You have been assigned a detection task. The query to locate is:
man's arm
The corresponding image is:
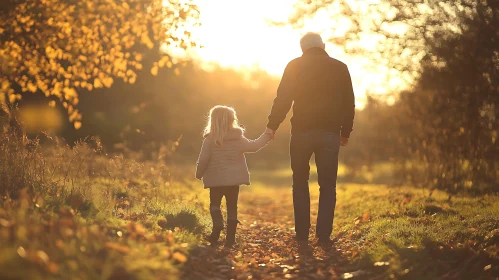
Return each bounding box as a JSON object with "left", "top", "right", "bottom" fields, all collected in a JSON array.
[
  {"left": 340, "top": 65, "right": 355, "bottom": 140},
  {"left": 266, "top": 62, "right": 295, "bottom": 131}
]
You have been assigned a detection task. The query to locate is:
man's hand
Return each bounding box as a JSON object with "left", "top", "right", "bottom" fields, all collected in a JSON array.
[
  {"left": 265, "top": 127, "right": 275, "bottom": 140},
  {"left": 340, "top": 137, "right": 349, "bottom": 146}
]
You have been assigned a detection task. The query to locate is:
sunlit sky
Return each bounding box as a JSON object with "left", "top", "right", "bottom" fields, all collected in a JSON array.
[{"left": 169, "top": 0, "right": 408, "bottom": 108}]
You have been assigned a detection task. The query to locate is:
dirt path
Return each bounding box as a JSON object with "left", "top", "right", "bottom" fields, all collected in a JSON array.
[{"left": 183, "top": 189, "right": 355, "bottom": 280}]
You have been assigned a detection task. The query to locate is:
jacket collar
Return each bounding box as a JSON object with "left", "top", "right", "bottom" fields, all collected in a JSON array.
[
  {"left": 224, "top": 128, "right": 244, "bottom": 140},
  {"left": 302, "top": 47, "right": 329, "bottom": 57}
]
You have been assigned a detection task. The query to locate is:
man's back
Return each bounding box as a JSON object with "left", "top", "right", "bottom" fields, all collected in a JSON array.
[
  {"left": 265, "top": 32, "right": 355, "bottom": 243},
  {"left": 267, "top": 47, "right": 355, "bottom": 138}
]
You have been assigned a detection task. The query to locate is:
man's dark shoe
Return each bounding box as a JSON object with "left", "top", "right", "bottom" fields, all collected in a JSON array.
[
  {"left": 295, "top": 235, "right": 308, "bottom": 241},
  {"left": 317, "top": 237, "right": 334, "bottom": 247},
  {"left": 297, "top": 242, "right": 314, "bottom": 255},
  {"left": 295, "top": 236, "right": 309, "bottom": 244},
  {"left": 206, "top": 226, "right": 223, "bottom": 246}
]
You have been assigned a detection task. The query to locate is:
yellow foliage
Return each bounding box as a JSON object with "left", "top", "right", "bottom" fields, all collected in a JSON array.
[
  {"left": 74, "top": 121, "right": 82, "bottom": 130},
  {"left": 134, "top": 53, "right": 143, "bottom": 62},
  {"left": 94, "top": 79, "right": 103, "bottom": 89},
  {"left": 8, "top": 94, "right": 16, "bottom": 104},
  {"left": 69, "top": 110, "right": 79, "bottom": 122},
  {"left": 102, "top": 77, "right": 114, "bottom": 88},
  {"left": 9, "top": 93, "right": 22, "bottom": 103},
  {"left": 0, "top": 0, "right": 200, "bottom": 125},
  {"left": 63, "top": 87, "right": 77, "bottom": 99},
  {"left": 150, "top": 65, "right": 159, "bottom": 76},
  {"left": 1, "top": 80, "right": 10, "bottom": 90},
  {"left": 27, "top": 82, "right": 37, "bottom": 93}
]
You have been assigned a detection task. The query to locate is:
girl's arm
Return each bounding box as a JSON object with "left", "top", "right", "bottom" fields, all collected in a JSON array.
[
  {"left": 241, "top": 132, "right": 272, "bottom": 153},
  {"left": 195, "top": 137, "right": 212, "bottom": 179}
]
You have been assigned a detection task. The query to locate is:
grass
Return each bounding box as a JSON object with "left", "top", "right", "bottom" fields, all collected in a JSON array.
[
  {"left": 250, "top": 161, "right": 397, "bottom": 186},
  {"left": 330, "top": 184, "right": 498, "bottom": 278},
  {"left": 247, "top": 165, "right": 499, "bottom": 279},
  {"left": 0, "top": 124, "right": 210, "bottom": 280},
  {"left": 0, "top": 122, "right": 497, "bottom": 279}
]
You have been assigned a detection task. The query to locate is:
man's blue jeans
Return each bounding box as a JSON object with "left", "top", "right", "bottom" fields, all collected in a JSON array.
[{"left": 290, "top": 131, "right": 340, "bottom": 239}]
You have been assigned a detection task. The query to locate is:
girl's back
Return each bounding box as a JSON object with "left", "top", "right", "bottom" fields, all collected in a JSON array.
[
  {"left": 197, "top": 127, "right": 270, "bottom": 188},
  {"left": 195, "top": 105, "right": 271, "bottom": 248}
]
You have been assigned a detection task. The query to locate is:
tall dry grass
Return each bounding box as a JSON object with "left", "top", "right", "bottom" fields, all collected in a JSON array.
[
  {"left": 0, "top": 110, "right": 207, "bottom": 227},
  {"left": 0, "top": 111, "right": 208, "bottom": 279}
]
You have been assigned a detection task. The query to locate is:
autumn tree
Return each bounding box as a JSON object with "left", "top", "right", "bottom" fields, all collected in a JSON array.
[
  {"left": 0, "top": 0, "right": 199, "bottom": 129},
  {"left": 396, "top": 1, "right": 498, "bottom": 193}
]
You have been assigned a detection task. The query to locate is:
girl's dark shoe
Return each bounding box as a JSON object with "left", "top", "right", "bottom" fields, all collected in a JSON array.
[
  {"left": 208, "top": 210, "right": 224, "bottom": 246},
  {"left": 206, "top": 226, "right": 223, "bottom": 246},
  {"left": 224, "top": 219, "right": 239, "bottom": 248}
]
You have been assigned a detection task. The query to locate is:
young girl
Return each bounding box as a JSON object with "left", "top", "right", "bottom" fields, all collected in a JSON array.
[{"left": 196, "top": 105, "right": 271, "bottom": 248}]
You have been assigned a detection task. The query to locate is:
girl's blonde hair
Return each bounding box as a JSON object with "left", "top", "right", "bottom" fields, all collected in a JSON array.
[{"left": 203, "top": 105, "right": 244, "bottom": 146}]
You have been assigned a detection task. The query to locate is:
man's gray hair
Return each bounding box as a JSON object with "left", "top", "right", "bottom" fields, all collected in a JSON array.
[{"left": 300, "top": 32, "right": 325, "bottom": 52}]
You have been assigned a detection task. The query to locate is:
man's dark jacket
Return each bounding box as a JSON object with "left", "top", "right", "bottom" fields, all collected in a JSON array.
[{"left": 267, "top": 48, "right": 355, "bottom": 137}]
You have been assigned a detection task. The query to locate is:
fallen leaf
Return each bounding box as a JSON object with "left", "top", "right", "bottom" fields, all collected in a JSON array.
[
  {"left": 105, "top": 242, "right": 130, "bottom": 254},
  {"left": 361, "top": 210, "right": 371, "bottom": 222},
  {"left": 47, "top": 262, "right": 60, "bottom": 274},
  {"left": 157, "top": 218, "right": 167, "bottom": 229},
  {"left": 374, "top": 261, "right": 389, "bottom": 267},
  {"left": 172, "top": 252, "right": 187, "bottom": 263},
  {"left": 36, "top": 251, "right": 50, "bottom": 264},
  {"left": 17, "top": 246, "right": 26, "bottom": 258}
]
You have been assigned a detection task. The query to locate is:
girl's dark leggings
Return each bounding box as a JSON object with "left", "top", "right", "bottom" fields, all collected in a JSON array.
[{"left": 209, "top": 185, "right": 240, "bottom": 227}]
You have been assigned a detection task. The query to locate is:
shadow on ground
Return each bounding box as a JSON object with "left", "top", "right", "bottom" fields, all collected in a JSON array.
[
  {"left": 182, "top": 237, "right": 499, "bottom": 280},
  {"left": 181, "top": 238, "right": 357, "bottom": 280},
  {"left": 387, "top": 239, "right": 499, "bottom": 280}
]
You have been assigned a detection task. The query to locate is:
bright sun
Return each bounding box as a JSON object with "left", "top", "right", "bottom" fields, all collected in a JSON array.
[
  {"left": 170, "top": 0, "right": 301, "bottom": 75},
  {"left": 169, "top": 0, "right": 408, "bottom": 107}
]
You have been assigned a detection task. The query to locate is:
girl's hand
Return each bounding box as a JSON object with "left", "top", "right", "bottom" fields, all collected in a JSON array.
[
  {"left": 265, "top": 128, "right": 275, "bottom": 140},
  {"left": 340, "top": 137, "right": 349, "bottom": 146}
]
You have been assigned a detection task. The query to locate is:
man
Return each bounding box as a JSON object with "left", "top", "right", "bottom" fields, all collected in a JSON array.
[{"left": 265, "top": 32, "right": 355, "bottom": 245}]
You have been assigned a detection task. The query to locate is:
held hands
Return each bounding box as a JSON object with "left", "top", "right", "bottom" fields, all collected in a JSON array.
[
  {"left": 340, "top": 137, "right": 349, "bottom": 146},
  {"left": 264, "top": 127, "right": 275, "bottom": 140}
]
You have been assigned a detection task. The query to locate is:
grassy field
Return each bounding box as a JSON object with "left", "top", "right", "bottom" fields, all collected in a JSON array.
[{"left": 0, "top": 130, "right": 498, "bottom": 279}]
